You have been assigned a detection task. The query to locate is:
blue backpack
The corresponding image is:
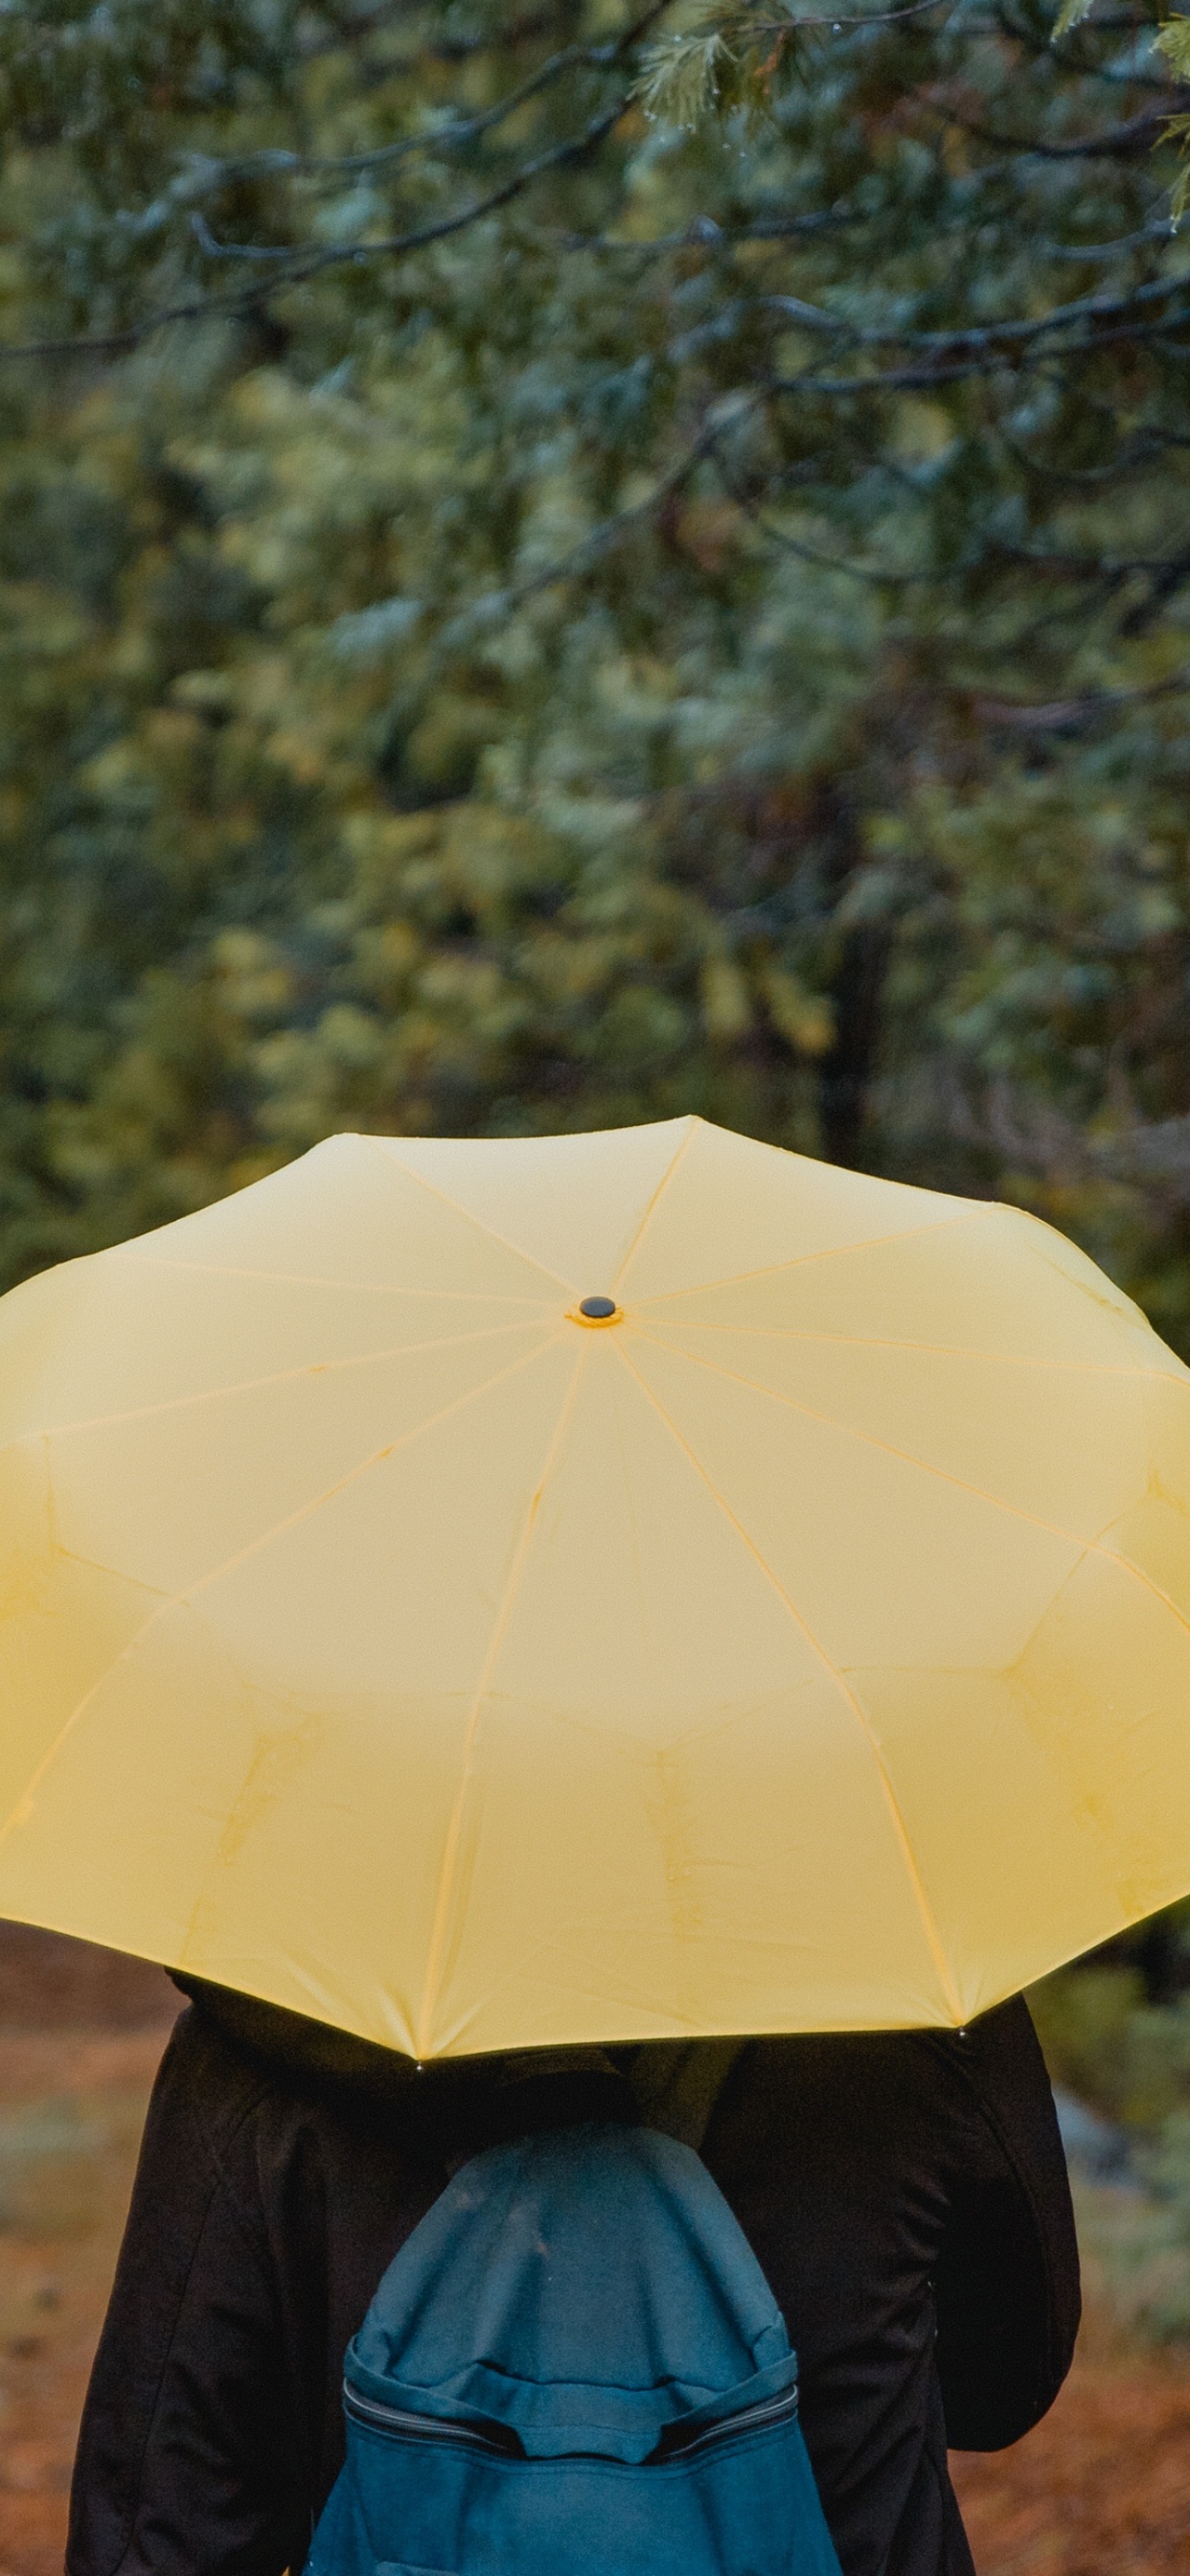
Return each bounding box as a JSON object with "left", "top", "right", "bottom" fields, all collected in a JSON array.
[{"left": 305, "top": 2118, "right": 843, "bottom": 2576}]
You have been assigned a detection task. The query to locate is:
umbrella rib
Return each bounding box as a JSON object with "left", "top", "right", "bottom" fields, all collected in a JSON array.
[
  {"left": 117, "top": 1253, "right": 554, "bottom": 1305},
  {"left": 361, "top": 1135, "right": 579, "bottom": 1295},
  {"left": 0, "top": 1335, "right": 563, "bottom": 1860},
  {"left": 633, "top": 1207, "right": 1000, "bottom": 1304},
  {"left": 414, "top": 1338, "right": 590, "bottom": 2060},
  {"left": 641, "top": 1322, "right": 1182, "bottom": 1378},
  {"left": 0, "top": 1319, "right": 544, "bottom": 1454},
  {"left": 427, "top": 1931, "right": 711, "bottom": 2059},
  {"left": 631, "top": 1331, "right": 1190, "bottom": 1671},
  {"left": 609, "top": 1118, "right": 697, "bottom": 1296},
  {"left": 629, "top": 1331, "right": 1164, "bottom": 1564},
  {"left": 612, "top": 1342, "right": 965, "bottom": 2024}
]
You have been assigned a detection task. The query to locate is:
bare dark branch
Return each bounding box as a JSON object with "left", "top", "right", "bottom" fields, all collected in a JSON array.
[{"left": 0, "top": 96, "right": 633, "bottom": 359}]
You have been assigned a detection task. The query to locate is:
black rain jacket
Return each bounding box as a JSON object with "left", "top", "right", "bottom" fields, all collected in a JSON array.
[{"left": 67, "top": 1984, "right": 1079, "bottom": 2576}]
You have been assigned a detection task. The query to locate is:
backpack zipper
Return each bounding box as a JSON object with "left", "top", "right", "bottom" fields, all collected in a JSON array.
[
  {"left": 344, "top": 2379, "right": 799, "bottom": 2464},
  {"left": 344, "top": 2387, "right": 524, "bottom": 2458},
  {"left": 652, "top": 2381, "right": 800, "bottom": 2461}
]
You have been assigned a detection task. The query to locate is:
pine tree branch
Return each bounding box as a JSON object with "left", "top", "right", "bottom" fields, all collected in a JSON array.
[
  {"left": 1041, "top": 219, "right": 1177, "bottom": 255},
  {"left": 972, "top": 670, "right": 1190, "bottom": 727},
  {"left": 162, "top": 0, "right": 672, "bottom": 202},
  {"left": 714, "top": 0, "right": 950, "bottom": 26},
  {"left": 949, "top": 100, "right": 1173, "bottom": 155},
  {"left": 762, "top": 270, "right": 1190, "bottom": 380},
  {"left": 1003, "top": 426, "right": 1190, "bottom": 486},
  {"left": 774, "top": 318, "right": 1190, "bottom": 386},
  {"left": 1000, "top": 539, "right": 1190, "bottom": 580},
  {"left": 381, "top": 407, "right": 741, "bottom": 639},
  {"left": 545, "top": 211, "right": 862, "bottom": 251},
  {"left": 0, "top": 96, "right": 634, "bottom": 360},
  {"left": 295, "top": 3, "right": 563, "bottom": 68}
]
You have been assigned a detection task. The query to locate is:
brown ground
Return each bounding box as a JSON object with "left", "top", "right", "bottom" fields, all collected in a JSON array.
[
  {"left": 0, "top": 1927, "right": 175, "bottom": 2576},
  {"left": 1, "top": 1927, "right": 1189, "bottom": 2575},
  {"left": 952, "top": 2365, "right": 1190, "bottom": 2574}
]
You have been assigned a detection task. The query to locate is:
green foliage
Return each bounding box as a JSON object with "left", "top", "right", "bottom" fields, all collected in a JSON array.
[
  {"left": 1156, "top": 14, "right": 1190, "bottom": 216},
  {"left": 0, "top": 0, "right": 1188, "bottom": 1369},
  {"left": 636, "top": 4, "right": 800, "bottom": 126},
  {"left": 1032, "top": 1959, "right": 1190, "bottom": 2129},
  {"left": 1031, "top": 1937, "right": 1190, "bottom": 2344}
]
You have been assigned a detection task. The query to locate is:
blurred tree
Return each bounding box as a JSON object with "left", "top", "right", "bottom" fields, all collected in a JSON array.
[{"left": 2, "top": 0, "right": 1190, "bottom": 1346}]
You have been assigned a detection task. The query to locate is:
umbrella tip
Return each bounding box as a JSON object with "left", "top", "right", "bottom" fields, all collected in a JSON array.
[{"left": 575, "top": 1295, "right": 622, "bottom": 1326}]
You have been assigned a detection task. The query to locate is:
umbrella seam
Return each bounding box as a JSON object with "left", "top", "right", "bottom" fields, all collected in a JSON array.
[
  {"left": 638, "top": 1323, "right": 1181, "bottom": 1376},
  {"left": 0, "top": 1319, "right": 546, "bottom": 1453},
  {"left": 608, "top": 1118, "right": 697, "bottom": 1297},
  {"left": 611, "top": 1340, "right": 966, "bottom": 2025},
  {"left": 111, "top": 1253, "right": 555, "bottom": 1304},
  {"left": 414, "top": 1336, "right": 591, "bottom": 2060},
  {"left": 0, "top": 1335, "right": 563, "bottom": 1861},
  {"left": 426, "top": 1940, "right": 713, "bottom": 2058},
  {"left": 360, "top": 1134, "right": 581, "bottom": 1295},
  {"left": 631, "top": 1206, "right": 1003, "bottom": 1305},
  {"left": 629, "top": 1332, "right": 1190, "bottom": 1616}
]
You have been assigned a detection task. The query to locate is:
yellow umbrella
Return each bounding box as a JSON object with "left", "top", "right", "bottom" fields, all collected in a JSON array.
[{"left": 0, "top": 1114, "right": 1187, "bottom": 2057}]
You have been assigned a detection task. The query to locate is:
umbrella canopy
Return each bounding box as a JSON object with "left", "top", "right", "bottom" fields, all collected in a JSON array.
[{"left": 0, "top": 1116, "right": 1187, "bottom": 2056}]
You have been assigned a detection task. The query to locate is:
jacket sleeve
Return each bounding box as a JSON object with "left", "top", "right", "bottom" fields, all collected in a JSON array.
[
  {"left": 67, "top": 2011, "right": 308, "bottom": 2576},
  {"left": 932, "top": 1997, "right": 1081, "bottom": 2451}
]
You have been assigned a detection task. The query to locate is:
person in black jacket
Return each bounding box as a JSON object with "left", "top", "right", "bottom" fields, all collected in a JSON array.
[{"left": 67, "top": 1980, "right": 1079, "bottom": 2576}]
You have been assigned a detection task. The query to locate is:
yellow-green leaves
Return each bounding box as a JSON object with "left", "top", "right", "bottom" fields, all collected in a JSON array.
[
  {"left": 1051, "top": 0, "right": 1098, "bottom": 41},
  {"left": 1156, "top": 16, "right": 1190, "bottom": 218},
  {"left": 635, "top": 2, "right": 802, "bottom": 130},
  {"left": 1, "top": 0, "right": 1190, "bottom": 1352}
]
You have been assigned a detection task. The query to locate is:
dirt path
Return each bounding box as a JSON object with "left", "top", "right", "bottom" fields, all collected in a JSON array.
[
  {"left": 0, "top": 2029, "right": 172, "bottom": 2576},
  {"left": 0, "top": 1926, "right": 175, "bottom": 2576},
  {"left": 952, "top": 2361, "right": 1190, "bottom": 2575}
]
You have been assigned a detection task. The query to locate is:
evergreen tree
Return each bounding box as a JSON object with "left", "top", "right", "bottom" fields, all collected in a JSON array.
[{"left": 2, "top": 0, "right": 1190, "bottom": 1343}]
